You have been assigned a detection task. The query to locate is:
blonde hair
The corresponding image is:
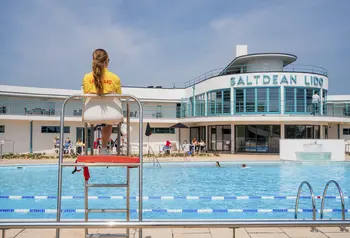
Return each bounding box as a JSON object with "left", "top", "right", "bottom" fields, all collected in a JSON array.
[{"left": 92, "top": 49, "right": 109, "bottom": 95}]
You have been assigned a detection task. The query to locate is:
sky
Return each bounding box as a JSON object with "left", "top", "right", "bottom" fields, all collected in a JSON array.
[{"left": 0, "top": 0, "right": 349, "bottom": 94}]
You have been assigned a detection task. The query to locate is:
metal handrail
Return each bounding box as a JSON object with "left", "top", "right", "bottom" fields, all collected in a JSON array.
[
  {"left": 1, "top": 220, "right": 350, "bottom": 238},
  {"left": 320, "top": 180, "right": 348, "bottom": 232},
  {"left": 294, "top": 181, "right": 316, "bottom": 220},
  {"left": 1, "top": 220, "right": 350, "bottom": 229},
  {"left": 55, "top": 94, "right": 144, "bottom": 238}
]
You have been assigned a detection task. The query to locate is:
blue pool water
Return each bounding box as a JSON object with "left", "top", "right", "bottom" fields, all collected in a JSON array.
[{"left": 0, "top": 161, "right": 349, "bottom": 220}]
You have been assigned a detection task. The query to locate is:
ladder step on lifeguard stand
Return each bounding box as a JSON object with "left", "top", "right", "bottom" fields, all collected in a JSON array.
[{"left": 55, "top": 94, "right": 143, "bottom": 238}]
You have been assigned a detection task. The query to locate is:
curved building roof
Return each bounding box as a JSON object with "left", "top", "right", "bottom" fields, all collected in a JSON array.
[{"left": 219, "top": 53, "right": 297, "bottom": 76}]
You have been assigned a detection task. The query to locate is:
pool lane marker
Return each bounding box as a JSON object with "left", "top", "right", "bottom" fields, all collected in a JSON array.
[
  {"left": 0, "top": 195, "right": 349, "bottom": 200},
  {"left": 0, "top": 208, "right": 348, "bottom": 214}
]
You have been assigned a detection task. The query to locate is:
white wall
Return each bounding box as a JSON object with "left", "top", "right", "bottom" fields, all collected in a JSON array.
[
  {"left": 280, "top": 139, "right": 345, "bottom": 161},
  {"left": 328, "top": 123, "right": 338, "bottom": 139},
  {"left": 247, "top": 58, "right": 283, "bottom": 72},
  {"left": 0, "top": 120, "right": 30, "bottom": 154},
  {"left": 187, "top": 72, "right": 329, "bottom": 97},
  {"left": 32, "top": 121, "right": 81, "bottom": 153}
]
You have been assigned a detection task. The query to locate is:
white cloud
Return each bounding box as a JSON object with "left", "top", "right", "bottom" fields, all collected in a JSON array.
[{"left": 1, "top": 0, "right": 349, "bottom": 94}]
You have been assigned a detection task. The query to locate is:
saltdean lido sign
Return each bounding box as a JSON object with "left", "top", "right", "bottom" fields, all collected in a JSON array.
[{"left": 230, "top": 74, "right": 324, "bottom": 87}]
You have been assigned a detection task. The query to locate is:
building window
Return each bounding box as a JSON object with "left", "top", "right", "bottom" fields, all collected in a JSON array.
[
  {"left": 207, "top": 89, "right": 231, "bottom": 116},
  {"left": 343, "top": 128, "right": 350, "bottom": 135},
  {"left": 285, "top": 87, "right": 295, "bottom": 113},
  {"left": 285, "top": 87, "right": 323, "bottom": 114},
  {"left": 235, "top": 125, "right": 280, "bottom": 153},
  {"left": 41, "top": 126, "right": 70, "bottom": 133},
  {"left": 285, "top": 125, "right": 320, "bottom": 139},
  {"left": 235, "top": 89, "right": 244, "bottom": 113},
  {"left": 195, "top": 94, "right": 205, "bottom": 116},
  {"left": 151, "top": 128, "right": 175, "bottom": 134},
  {"left": 269, "top": 88, "right": 279, "bottom": 112},
  {"left": 0, "top": 125, "right": 4, "bottom": 133},
  {"left": 234, "top": 87, "right": 280, "bottom": 113},
  {"left": 245, "top": 88, "right": 255, "bottom": 112},
  {"left": 176, "top": 103, "right": 181, "bottom": 118}
]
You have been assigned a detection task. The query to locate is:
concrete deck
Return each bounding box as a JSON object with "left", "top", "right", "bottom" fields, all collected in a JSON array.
[{"left": 1, "top": 227, "right": 350, "bottom": 238}]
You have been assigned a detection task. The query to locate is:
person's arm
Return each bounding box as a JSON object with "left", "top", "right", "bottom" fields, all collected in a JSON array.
[{"left": 113, "top": 76, "right": 122, "bottom": 94}]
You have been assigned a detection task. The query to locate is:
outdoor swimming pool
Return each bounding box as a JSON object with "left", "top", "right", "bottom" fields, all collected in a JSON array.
[{"left": 0, "top": 161, "right": 349, "bottom": 220}]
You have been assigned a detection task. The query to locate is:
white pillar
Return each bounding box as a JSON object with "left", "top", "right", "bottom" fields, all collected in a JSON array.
[
  {"left": 320, "top": 88, "right": 323, "bottom": 115},
  {"left": 231, "top": 124, "right": 235, "bottom": 154},
  {"left": 205, "top": 92, "right": 208, "bottom": 116},
  {"left": 280, "top": 123, "right": 285, "bottom": 139},
  {"left": 280, "top": 86, "right": 285, "bottom": 115},
  {"left": 230, "top": 87, "right": 234, "bottom": 115},
  {"left": 320, "top": 124, "right": 324, "bottom": 139}
]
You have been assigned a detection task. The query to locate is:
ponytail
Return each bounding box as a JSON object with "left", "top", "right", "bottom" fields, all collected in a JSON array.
[{"left": 91, "top": 49, "right": 109, "bottom": 95}]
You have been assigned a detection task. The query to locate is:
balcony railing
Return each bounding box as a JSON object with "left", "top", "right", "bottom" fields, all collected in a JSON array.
[
  {"left": 0, "top": 100, "right": 176, "bottom": 119},
  {"left": 184, "top": 64, "right": 327, "bottom": 88},
  {"left": 1, "top": 99, "right": 350, "bottom": 119}
]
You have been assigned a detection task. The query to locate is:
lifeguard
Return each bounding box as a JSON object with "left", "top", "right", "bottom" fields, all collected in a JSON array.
[{"left": 82, "top": 48, "right": 123, "bottom": 155}]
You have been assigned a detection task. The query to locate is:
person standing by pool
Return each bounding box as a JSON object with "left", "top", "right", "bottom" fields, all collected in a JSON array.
[{"left": 82, "top": 49, "right": 122, "bottom": 155}]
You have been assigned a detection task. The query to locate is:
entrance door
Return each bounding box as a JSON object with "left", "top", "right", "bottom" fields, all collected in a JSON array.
[
  {"left": 208, "top": 125, "right": 231, "bottom": 151},
  {"left": 76, "top": 127, "right": 92, "bottom": 150}
]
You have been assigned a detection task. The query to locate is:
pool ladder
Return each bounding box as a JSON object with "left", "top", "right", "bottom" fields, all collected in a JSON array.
[{"left": 294, "top": 180, "right": 348, "bottom": 232}]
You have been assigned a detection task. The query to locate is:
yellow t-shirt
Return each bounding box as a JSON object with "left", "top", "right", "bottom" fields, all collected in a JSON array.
[{"left": 82, "top": 68, "right": 122, "bottom": 94}]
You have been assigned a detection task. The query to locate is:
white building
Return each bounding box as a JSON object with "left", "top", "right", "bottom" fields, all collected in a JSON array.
[{"left": 1, "top": 45, "right": 350, "bottom": 155}]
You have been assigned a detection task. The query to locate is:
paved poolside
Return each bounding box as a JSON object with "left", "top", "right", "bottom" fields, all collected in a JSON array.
[
  {"left": 1, "top": 227, "right": 350, "bottom": 238},
  {"left": 4, "top": 153, "right": 350, "bottom": 165}
]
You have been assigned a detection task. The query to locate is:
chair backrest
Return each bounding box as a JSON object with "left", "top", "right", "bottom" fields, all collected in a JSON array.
[
  {"left": 171, "top": 142, "right": 177, "bottom": 151},
  {"left": 83, "top": 96, "right": 123, "bottom": 125}
]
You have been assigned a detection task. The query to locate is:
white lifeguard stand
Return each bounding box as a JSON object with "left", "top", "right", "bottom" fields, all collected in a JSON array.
[{"left": 55, "top": 94, "right": 144, "bottom": 238}]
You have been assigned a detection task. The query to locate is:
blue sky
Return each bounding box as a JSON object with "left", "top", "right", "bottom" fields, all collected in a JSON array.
[{"left": 0, "top": 0, "right": 349, "bottom": 94}]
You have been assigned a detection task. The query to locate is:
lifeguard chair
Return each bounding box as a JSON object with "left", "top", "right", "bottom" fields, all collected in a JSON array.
[{"left": 55, "top": 94, "right": 144, "bottom": 238}]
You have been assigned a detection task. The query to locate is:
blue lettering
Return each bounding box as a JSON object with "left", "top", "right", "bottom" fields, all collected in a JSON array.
[
  {"left": 246, "top": 76, "right": 252, "bottom": 85},
  {"left": 314, "top": 76, "right": 319, "bottom": 86},
  {"left": 237, "top": 76, "right": 245, "bottom": 86},
  {"left": 263, "top": 75, "right": 270, "bottom": 85},
  {"left": 319, "top": 77, "right": 323, "bottom": 86},
  {"left": 254, "top": 75, "right": 260, "bottom": 84},
  {"left": 280, "top": 75, "right": 288, "bottom": 84},
  {"left": 230, "top": 77, "right": 235, "bottom": 86},
  {"left": 290, "top": 75, "right": 297, "bottom": 85},
  {"left": 273, "top": 75, "right": 278, "bottom": 85},
  {"left": 304, "top": 75, "right": 310, "bottom": 85}
]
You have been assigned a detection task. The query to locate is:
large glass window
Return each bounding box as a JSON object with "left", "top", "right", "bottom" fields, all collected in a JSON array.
[
  {"left": 234, "top": 87, "right": 280, "bottom": 113},
  {"left": 296, "top": 88, "right": 305, "bottom": 112},
  {"left": 206, "top": 89, "right": 231, "bottom": 116},
  {"left": 269, "top": 88, "right": 279, "bottom": 112},
  {"left": 235, "top": 89, "right": 244, "bottom": 113},
  {"left": 245, "top": 88, "right": 255, "bottom": 112},
  {"left": 195, "top": 94, "right": 205, "bottom": 116},
  {"left": 285, "top": 87, "right": 295, "bottom": 113},
  {"left": 257, "top": 88, "right": 267, "bottom": 112},
  {"left": 285, "top": 87, "right": 322, "bottom": 114},
  {"left": 285, "top": 125, "right": 320, "bottom": 139},
  {"left": 235, "top": 125, "right": 280, "bottom": 153},
  {"left": 223, "top": 90, "right": 231, "bottom": 114}
]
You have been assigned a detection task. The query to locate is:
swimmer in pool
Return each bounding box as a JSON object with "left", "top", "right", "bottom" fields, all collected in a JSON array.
[
  {"left": 242, "top": 164, "right": 247, "bottom": 168},
  {"left": 216, "top": 161, "right": 221, "bottom": 167}
]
